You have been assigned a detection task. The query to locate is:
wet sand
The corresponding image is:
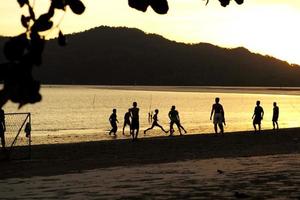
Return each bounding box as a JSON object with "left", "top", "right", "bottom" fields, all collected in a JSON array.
[{"left": 0, "top": 128, "right": 300, "bottom": 180}]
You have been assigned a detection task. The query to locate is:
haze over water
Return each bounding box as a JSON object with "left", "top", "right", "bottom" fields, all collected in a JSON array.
[{"left": 3, "top": 86, "right": 300, "bottom": 141}]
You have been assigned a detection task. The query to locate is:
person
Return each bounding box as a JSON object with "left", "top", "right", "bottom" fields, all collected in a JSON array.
[
  {"left": 0, "top": 108, "right": 6, "bottom": 151},
  {"left": 144, "top": 109, "right": 168, "bottom": 134},
  {"left": 272, "top": 102, "right": 279, "bottom": 130},
  {"left": 210, "top": 97, "right": 225, "bottom": 134},
  {"left": 252, "top": 100, "right": 264, "bottom": 132},
  {"left": 129, "top": 102, "right": 139, "bottom": 140},
  {"left": 122, "top": 109, "right": 131, "bottom": 135},
  {"left": 108, "top": 109, "right": 119, "bottom": 136},
  {"left": 168, "top": 105, "right": 187, "bottom": 136}
]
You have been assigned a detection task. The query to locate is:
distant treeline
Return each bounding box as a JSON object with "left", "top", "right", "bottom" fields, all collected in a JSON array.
[{"left": 1, "top": 26, "right": 300, "bottom": 86}]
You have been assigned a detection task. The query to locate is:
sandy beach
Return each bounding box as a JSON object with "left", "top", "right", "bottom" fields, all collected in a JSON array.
[
  {"left": 1, "top": 128, "right": 300, "bottom": 199},
  {"left": 0, "top": 128, "right": 300, "bottom": 199}
]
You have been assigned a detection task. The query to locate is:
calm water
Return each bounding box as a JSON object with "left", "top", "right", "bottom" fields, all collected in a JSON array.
[{"left": 3, "top": 86, "right": 300, "bottom": 140}]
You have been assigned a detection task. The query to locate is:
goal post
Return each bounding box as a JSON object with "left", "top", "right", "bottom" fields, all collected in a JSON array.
[{"left": 1, "top": 112, "right": 31, "bottom": 160}]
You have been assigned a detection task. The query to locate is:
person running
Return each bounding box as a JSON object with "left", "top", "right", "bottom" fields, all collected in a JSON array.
[
  {"left": 144, "top": 109, "right": 168, "bottom": 134},
  {"left": 210, "top": 97, "right": 225, "bottom": 134},
  {"left": 272, "top": 102, "right": 279, "bottom": 130},
  {"left": 252, "top": 100, "right": 264, "bottom": 132},
  {"left": 168, "top": 105, "right": 187, "bottom": 136},
  {"left": 0, "top": 108, "right": 6, "bottom": 150},
  {"left": 129, "top": 102, "right": 139, "bottom": 140},
  {"left": 108, "top": 109, "right": 118, "bottom": 136},
  {"left": 122, "top": 109, "right": 131, "bottom": 135}
]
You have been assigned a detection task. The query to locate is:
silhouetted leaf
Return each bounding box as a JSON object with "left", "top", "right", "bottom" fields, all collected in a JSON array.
[
  {"left": 28, "top": 6, "right": 35, "bottom": 20},
  {"left": 21, "top": 15, "right": 31, "bottom": 28},
  {"left": 51, "top": 0, "right": 67, "bottom": 10},
  {"left": 58, "top": 30, "right": 67, "bottom": 46},
  {"left": 149, "top": 0, "right": 169, "bottom": 14},
  {"left": 234, "top": 0, "right": 243, "bottom": 5},
  {"left": 17, "top": 0, "right": 29, "bottom": 7},
  {"left": 128, "top": 0, "right": 149, "bottom": 12},
  {"left": 32, "top": 14, "right": 53, "bottom": 32},
  {"left": 47, "top": 5, "right": 55, "bottom": 18},
  {"left": 3, "top": 33, "right": 29, "bottom": 61},
  {"left": 67, "top": 0, "right": 85, "bottom": 15},
  {"left": 219, "top": 0, "right": 230, "bottom": 7}
]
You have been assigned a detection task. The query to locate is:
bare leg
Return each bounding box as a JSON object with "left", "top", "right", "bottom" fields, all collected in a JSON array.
[
  {"left": 157, "top": 124, "right": 167, "bottom": 133},
  {"left": 214, "top": 124, "right": 218, "bottom": 133},
  {"left": 258, "top": 124, "right": 261, "bottom": 132},
  {"left": 276, "top": 122, "right": 279, "bottom": 129},
  {"left": 144, "top": 124, "right": 155, "bottom": 134},
  {"left": 253, "top": 123, "right": 257, "bottom": 131},
  {"left": 218, "top": 123, "right": 224, "bottom": 134}
]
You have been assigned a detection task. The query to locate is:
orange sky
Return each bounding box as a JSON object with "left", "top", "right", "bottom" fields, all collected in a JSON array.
[{"left": 1, "top": 0, "right": 300, "bottom": 65}]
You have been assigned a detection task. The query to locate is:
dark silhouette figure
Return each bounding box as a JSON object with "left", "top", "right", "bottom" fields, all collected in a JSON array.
[
  {"left": 144, "top": 109, "right": 167, "bottom": 134},
  {"left": 122, "top": 109, "right": 131, "bottom": 135},
  {"left": 109, "top": 109, "right": 118, "bottom": 136},
  {"left": 0, "top": 108, "right": 6, "bottom": 150},
  {"left": 129, "top": 102, "right": 139, "bottom": 140},
  {"left": 148, "top": 111, "right": 153, "bottom": 124},
  {"left": 168, "top": 105, "right": 187, "bottom": 136},
  {"left": 210, "top": 97, "right": 225, "bottom": 134},
  {"left": 272, "top": 102, "right": 279, "bottom": 130},
  {"left": 252, "top": 100, "right": 264, "bottom": 132}
]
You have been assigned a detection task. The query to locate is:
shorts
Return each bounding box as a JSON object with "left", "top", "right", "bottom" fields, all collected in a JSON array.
[
  {"left": 170, "top": 120, "right": 180, "bottom": 128},
  {"left": 253, "top": 116, "right": 262, "bottom": 124},
  {"left": 110, "top": 122, "right": 117, "bottom": 132},
  {"left": 272, "top": 115, "right": 278, "bottom": 122},
  {"left": 213, "top": 113, "right": 223, "bottom": 125},
  {"left": 131, "top": 119, "right": 139, "bottom": 130},
  {"left": 124, "top": 120, "right": 130, "bottom": 126}
]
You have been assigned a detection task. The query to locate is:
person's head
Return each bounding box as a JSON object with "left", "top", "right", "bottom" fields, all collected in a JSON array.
[
  {"left": 256, "top": 100, "right": 260, "bottom": 106},
  {"left": 155, "top": 109, "right": 159, "bottom": 114},
  {"left": 273, "top": 102, "right": 277, "bottom": 107},
  {"left": 171, "top": 105, "right": 176, "bottom": 110},
  {"left": 133, "top": 102, "right": 137, "bottom": 108},
  {"left": 215, "top": 97, "right": 220, "bottom": 103},
  {"left": 112, "top": 109, "right": 116, "bottom": 113}
]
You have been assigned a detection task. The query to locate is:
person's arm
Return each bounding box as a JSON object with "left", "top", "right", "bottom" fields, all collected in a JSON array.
[
  {"left": 261, "top": 108, "right": 264, "bottom": 119},
  {"left": 210, "top": 105, "right": 214, "bottom": 120},
  {"left": 222, "top": 107, "right": 226, "bottom": 125}
]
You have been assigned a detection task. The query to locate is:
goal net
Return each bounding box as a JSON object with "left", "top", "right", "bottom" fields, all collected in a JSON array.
[{"left": 1, "top": 112, "right": 31, "bottom": 160}]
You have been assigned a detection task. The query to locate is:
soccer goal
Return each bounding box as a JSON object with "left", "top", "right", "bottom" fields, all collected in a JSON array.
[{"left": 1, "top": 112, "right": 31, "bottom": 160}]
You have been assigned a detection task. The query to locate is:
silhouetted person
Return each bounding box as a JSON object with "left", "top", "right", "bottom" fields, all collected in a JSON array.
[
  {"left": 210, "top": 97, "right": 225, "bottom": 134},
  {"left": 109, "top": 109, "right": 118, "bottom": 136},
  {"left": 129, "top": 102, "right": 139, "bottom": 140},
  {"left": 0, "top": 108, "right": 6, "bottom": 151},
  {"left": 168, "top": 105, "right": 187, "bottom": 136},
  {"left": 148, "top": 111, "right": 153, "bottom": 124},
  {"left": 122, "top": 109, "right": 131, "bottom": 135},
  {"left": 272, "top": 102, "right": 279, "bottom": 130},
  {"left": 144, "top": 109, "right": 167, "bottom": 134},
  {"left": 252, "top": 100, "right": 264, "bottom": 132}
]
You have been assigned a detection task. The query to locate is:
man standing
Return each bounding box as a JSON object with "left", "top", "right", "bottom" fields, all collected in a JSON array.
[
  {"left": 272, "top": 102, "right": 279, "bottom": 130},
  {"left": 0, "top": 108, "right": 6, "bottom": 150},
  {"left": 129, "top": 102, "right": 139, "bottom": 140},
  {"left": 210, "top": 97, "right": 225, "bottom": 134},
  {"left": 252, "top": 100, "right": 264, "bottom": 132}
]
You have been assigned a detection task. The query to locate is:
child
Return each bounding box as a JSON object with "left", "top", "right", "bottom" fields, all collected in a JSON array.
[
  {"left": 144, "top": 109, "right": 167, "bottom": 134},
  {"left": 109, "top": 109, "right": 119, "bottom": 136}
]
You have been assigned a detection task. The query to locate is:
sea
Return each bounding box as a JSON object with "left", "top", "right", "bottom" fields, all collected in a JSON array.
[{"left": 2, "top": 85, "right": 300, "bottom": 140}]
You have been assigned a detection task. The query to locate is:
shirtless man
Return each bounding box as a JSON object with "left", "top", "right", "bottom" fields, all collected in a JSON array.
[
  {"left": 144, "top": 109, "right": 167, "bottom": 134},
  {"left": 210, "top": 97, "right": 225, "bottom": 134},
  {"left": 129, "top": 102, "right": 139, "bottom": 140}
]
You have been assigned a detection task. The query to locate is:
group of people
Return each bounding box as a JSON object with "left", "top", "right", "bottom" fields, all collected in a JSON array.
[
  {"left": 108, "top": 98, "right": 280, "bottom": 140},
  {"left": 108, "top": 102, "right": 187, "bottom": 140}
]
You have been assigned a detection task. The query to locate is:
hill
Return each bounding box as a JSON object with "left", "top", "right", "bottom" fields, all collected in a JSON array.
[{"left": 1, "top": 26, "right": 300, "bottom": 86}]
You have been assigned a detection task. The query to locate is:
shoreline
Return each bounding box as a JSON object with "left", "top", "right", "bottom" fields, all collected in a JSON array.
[
  {"left": 1, "top": 127, "right": 300, "bottom": 179},
  {"left": 41, "top": 85, "right": 300, "bottom": 96}
]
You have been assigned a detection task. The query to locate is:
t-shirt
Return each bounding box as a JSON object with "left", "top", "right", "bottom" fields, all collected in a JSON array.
[
  {"left": 169, "top": 110, "right": 179, "bottom": 122},
  {"left": 130, "top": 107, "right": 139, "bottom": 120},
  {"left": 254, "top": 106, "right": 264, "bottom": 117},
  {"left": 213, "top": 103, "right": 223, "bottom": 114},
  {"left": 109, "top": 113, "right": 117, "bottom": 123}
]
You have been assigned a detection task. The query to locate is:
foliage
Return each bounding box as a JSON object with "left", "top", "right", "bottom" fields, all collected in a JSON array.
[{"left": 0, "top": 0, "right": 244, "bottom": 108}]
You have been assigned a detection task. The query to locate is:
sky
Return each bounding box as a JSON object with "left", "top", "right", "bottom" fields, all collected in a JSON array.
[{"left": 0, "top": 0, "right": 300, "bottom": 65}]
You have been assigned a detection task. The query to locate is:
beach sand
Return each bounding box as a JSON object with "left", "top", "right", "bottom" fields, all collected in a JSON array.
[{"left": 1, "top": 128, "right": 300, "bottom": 199}]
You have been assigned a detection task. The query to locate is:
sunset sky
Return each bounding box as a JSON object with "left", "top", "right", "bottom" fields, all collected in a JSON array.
[{"left": 0, "top": 0, "right": 300, "bottom": 65}]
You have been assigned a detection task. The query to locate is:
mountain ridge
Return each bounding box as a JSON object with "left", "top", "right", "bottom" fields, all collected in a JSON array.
[{"left": 1, "top": 26, "right": 300, "bottom": 86}]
